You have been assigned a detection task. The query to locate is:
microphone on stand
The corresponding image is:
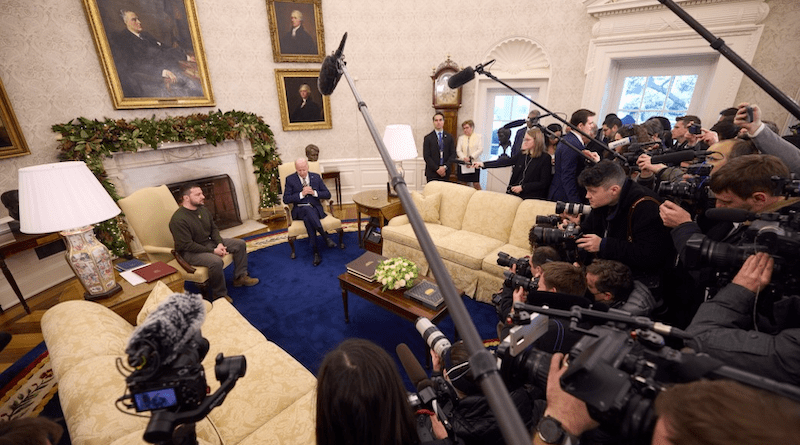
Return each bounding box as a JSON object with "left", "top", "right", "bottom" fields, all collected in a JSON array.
[
  {"left": 446, "top": 59, "right": 496, "bottom": 89},
  {"left": 396, "top": 343, "right": 433, "bottom": 391},
  {"left": 318, "top": 33, "right": 348, "bottom": 96}
]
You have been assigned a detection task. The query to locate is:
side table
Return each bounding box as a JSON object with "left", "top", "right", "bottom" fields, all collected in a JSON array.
[
  {"left": 0, "top": 231, "right": 62, "bottom": 314},
  {"left": 352, "top": 190, "right": 405, "bottom": 253},
  {"left": 321, "top": 171, "right": 342, "bottom": 209}
]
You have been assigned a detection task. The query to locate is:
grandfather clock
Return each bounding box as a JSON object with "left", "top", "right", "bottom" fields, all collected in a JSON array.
[{"left": 431, "top": 57, "right": 462, "bottom": 182}]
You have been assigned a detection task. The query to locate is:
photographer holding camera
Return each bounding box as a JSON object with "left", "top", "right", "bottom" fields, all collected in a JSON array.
[
  {"left": 685, "top": 252, "right": 800, "bottom": 386},
  {"left": 735, "top": 103, "right": 800, "bottom": 174},
  {"left": 533, "top": 352, "right": 800, "bottom": 445},
  {"left": 572, "top": 160, "right": 674, "bottom": 284}
]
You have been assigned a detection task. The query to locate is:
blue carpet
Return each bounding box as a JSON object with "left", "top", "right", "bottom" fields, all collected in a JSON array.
[{"left": 227, "top": 231, "right": 499, "bottom": 391}]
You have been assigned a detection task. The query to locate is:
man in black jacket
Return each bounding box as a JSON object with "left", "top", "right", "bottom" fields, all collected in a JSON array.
[
  {"left": 423, "top": 112, "right": 456, "bottom": 182},
  {"left": 575, "top": 160, "right": 674, "bottom": 282}
]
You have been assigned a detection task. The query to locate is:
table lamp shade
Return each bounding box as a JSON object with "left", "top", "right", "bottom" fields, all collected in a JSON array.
[
  {"left": 383, "top": 125, "right": 418, "bottom": 161},
  {"left": 18, "top": 161, "right": 121, "bottom": 234},
  {"left": 18, "top": 161, "right": 122, "bottom": 300}
]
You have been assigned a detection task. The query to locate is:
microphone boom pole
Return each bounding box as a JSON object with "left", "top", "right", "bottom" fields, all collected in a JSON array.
[{"left": 331, "top": 42, "right": 532, "bottom": 445}]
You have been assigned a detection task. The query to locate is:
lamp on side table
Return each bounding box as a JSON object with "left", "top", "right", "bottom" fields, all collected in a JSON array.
[
  {"left": 383, "top": 124, "right": 418, "bottom": 197},
  {"left": 18, "top": 161, "right": 123, "bottom": 300}
]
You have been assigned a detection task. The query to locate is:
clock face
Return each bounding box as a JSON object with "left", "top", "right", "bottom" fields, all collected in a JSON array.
[{"left": 435, "top": 74, "right": 459, "bottom": 106}]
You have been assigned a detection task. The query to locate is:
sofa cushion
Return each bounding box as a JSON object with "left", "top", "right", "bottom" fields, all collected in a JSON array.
[
  {"left": 461, "top": 191, "right": 521, "bottom": 243},
  {"left": 507, "top": 199, "right": 557, "bottom": 250},
  {"left": 382, "top": 222, "right": 457, "bottom": 250},
  {"left": 411, "top": 191, "right": 442, "bottom": 224},
  {"left": 137, "top": 280, "right": 212, "bottom": 325},
  {"left": 437, "top": 230, "right": 505, "bottom": 270},
  {"left": 238, "top": 390, "right": 316, "bottom": 445},
  {"left": 423, "top": 182, "right": 476, "bottom": 229}
]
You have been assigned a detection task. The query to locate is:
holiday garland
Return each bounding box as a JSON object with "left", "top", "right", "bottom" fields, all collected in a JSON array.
[{"left": 51, "top": 110, "right": 281, "bottom": 257}]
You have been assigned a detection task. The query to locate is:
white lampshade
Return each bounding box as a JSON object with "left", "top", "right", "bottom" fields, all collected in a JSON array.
[
  {"left": 383, "top": 124, "right": 418, "bottom": 162},
  {"left": 18, "top": 161, "right": 121, "bottom": 234}
]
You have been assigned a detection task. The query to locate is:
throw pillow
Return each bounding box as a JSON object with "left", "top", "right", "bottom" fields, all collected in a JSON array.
[{"left": 411, "top": 191, "right": 442, "bottom": 224}]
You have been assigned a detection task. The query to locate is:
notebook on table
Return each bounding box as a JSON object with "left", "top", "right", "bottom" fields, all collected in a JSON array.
[
  {"left": 404, "top": 281, "right": 445, "bottom": 310},
  {"left": 346, "top": 251, "right": 387, "bottom": 282},
  {"left": 132, "top": 261, "right": 178, "bottom": 283}
]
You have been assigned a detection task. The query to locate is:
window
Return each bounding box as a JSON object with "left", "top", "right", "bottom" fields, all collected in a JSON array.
[
  {"left": 603, "top": 55, "right": 716, "bottom": 127},
  {"left": 616, "top": 74, "right": 698, "bottom": 124},
  {"left": 487, "top": 90, "right": 536, "bottom": 157}
]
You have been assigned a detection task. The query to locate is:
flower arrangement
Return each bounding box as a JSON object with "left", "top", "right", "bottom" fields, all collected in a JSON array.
[{"left": 375, "top": 257, "right": 419, "bottom": 291}]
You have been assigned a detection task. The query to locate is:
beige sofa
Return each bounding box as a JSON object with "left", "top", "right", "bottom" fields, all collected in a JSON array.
[
  {"left": 41, "top": 282, "right": 317, "bottom": 445},
  {"left": 383, "top": 181, "right": 556, "bottom": 303}
]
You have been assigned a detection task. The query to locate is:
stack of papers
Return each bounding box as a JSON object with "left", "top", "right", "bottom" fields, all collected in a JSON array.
[{"left": 346, "top": 251, "right": 387, "bottom": 282}]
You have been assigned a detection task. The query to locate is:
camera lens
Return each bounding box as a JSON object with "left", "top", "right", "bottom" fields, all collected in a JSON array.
[{"left": 415, "top": 317, "right": 451, "bottom": 357}]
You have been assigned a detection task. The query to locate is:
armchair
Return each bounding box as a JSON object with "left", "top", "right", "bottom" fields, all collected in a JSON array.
[
  {"left": 278, "top": 162, "right": 344, "bottom": 259},
  {"left": 117, "top": 185, "right": 233, "bottom": 298}
]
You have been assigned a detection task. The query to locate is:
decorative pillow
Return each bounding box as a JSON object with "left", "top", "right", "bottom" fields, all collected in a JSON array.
[
  {"left": 411, "top": 191, "right": 442, "bottom": 224},
  {"left": 136, "top": 281, "right": 212, "bottom": 325}
]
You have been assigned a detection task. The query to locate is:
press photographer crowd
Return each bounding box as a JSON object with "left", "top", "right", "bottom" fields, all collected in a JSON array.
[{"left": 313, "top": 101, "right": 800, "bottom": 445}]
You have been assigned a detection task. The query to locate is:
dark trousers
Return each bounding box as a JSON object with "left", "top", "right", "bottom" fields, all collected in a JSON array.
[
  {"left": 180, "top": 238, "right": 247, "bottom": 298},
  {"left": 294, "top": 205, "right": 327, "bottom": 251}
]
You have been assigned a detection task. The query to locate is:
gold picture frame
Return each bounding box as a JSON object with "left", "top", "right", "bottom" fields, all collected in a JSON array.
[
  {"left": 267, "top": 0, "right": 325, "bottom": 63},
  {"left": 275, "top": 69, "right": 332, "bottom": 131},
  {"left": 0, "top": 76, "right": 30, "bottom": 159},
  {"left": 81, "top": 0, "right": 214, "bottom": 109}
]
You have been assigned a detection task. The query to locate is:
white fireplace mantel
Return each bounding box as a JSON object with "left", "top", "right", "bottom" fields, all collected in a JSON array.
[{"left": 103, "top": 138, "right": 262, "bottom": 222}]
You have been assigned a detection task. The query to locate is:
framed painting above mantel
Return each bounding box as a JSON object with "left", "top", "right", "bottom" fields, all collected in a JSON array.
[
  {"left": 81, "top": 0, "right": 215, "bottom": 109},
  {"left": 0, "top": 75, "right": 30, "bottom": 159}
]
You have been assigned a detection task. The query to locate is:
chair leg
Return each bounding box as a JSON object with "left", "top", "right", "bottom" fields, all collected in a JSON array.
[
  {"left": 337, "top": 228, "right": 345, "bottom": 249},
  {"left": 289, "top": 236, "right": 297, "bottom": 259}
]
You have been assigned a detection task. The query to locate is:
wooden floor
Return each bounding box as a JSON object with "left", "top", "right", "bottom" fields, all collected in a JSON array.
[{"left": 0, "top": 203, "right": 359, "bottom": 374}]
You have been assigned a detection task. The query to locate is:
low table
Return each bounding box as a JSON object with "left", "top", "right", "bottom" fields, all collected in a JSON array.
[{"left": 338, "top": 272, "right": 448, "bottom": 325}]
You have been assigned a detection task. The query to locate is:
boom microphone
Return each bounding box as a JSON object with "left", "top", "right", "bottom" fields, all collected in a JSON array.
[
  {"left": 608, "top": 136, "right": 636, "bottom": 151},
  {"left": 396, "top": 343, "right": 432, "bottom": 391},
  {"left": 317, "top": 32, "right": 347, "bottom": 95},
  {"left": 125, "top": 292, "right": 206, "bottom": 369},
  {"left": 446, "top": 59, "right": 496, "bottom": 89},
  {"left": 704, "top": 207, "right": 758, "bottom": 222},
  {"left": 502, "top": 119, "right": 527, "bottom": 130}
]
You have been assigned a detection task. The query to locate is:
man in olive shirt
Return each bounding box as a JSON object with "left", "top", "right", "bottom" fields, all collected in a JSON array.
[{"left": 169, "top": 184, "right": 258, "bottom": 300}]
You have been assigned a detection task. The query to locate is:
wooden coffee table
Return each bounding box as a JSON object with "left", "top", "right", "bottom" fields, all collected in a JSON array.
[{"left": 338, "top": 272, "right": 448, "bottom": 325}]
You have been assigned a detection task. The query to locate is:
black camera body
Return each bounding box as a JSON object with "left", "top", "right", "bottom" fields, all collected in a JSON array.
[
  {"left": 503, "top": 271, "right": 539, "bottom": 293},
  {"left": 688, "top": 123, "right": 702, "bottom": 135},
  {"left": 497, "top": 251, "right": 532, "bottom": 278},
  {"left": 657, "top": 179, "right": 715, "bottom": 214}
]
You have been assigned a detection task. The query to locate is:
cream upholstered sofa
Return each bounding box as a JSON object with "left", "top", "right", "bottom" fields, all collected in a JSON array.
[
  {"left": 41, "top": 282, "right": 316, "bottom": 445},
  {"left": 382, "top": 181, "right": 556, "bottom": 303}
]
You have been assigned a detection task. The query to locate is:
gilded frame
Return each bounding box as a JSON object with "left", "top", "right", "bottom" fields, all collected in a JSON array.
[
  {"left": 267, "top": 0, "right": 325, "bottom": 63},
  {"left": 0, "top": 76, "right": 30, "bottom": 159},
  {"left": 81, "top": 0, "right": 214, "bottom": 109},
  {"left": 275, "top": 69, "right": 332, "bottom": 131}
]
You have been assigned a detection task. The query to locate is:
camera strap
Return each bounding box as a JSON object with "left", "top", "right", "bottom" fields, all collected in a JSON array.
[{"left": 627, "top": 196, "right": 661, "bottom": 242}]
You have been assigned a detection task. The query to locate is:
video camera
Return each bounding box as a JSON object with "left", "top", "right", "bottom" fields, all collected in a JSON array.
[
  {"left": 657, "top": 178, "right": 715, "bottom": 215},
  {"left": 495, "top": 303, "right": 800, "bottom": 445}
]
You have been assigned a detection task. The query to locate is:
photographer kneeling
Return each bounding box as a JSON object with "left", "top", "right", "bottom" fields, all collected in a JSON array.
[{"left": 686, "top": 252, "right": 800, "bottom": 386}]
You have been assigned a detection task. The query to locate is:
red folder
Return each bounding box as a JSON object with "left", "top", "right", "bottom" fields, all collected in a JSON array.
[{"left": 132, "top": 261, "right": 178, "bottom": 283}]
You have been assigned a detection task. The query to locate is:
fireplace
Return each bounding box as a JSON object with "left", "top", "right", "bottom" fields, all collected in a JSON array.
[{"left": 168, "top": 175, "right": 242, "bottom": 230}]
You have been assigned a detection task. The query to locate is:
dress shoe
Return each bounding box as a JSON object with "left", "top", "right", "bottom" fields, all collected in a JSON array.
[
  {"left": 233, "top": 274, "right": 260, "bottom": 287},
  {"left": 325, "top": 237, "right": 336, "bottom": 248},
  {"left": 313, "top": 252, "right": 322, "bottom": 266}
]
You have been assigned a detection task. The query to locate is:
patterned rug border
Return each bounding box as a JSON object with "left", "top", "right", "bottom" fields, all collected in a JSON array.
[
  {"left": 0, "top": 350, "right": 57, "bottom": 421},
  {"left": 246, "top": 219, "right": 364, "bottom": 253}
]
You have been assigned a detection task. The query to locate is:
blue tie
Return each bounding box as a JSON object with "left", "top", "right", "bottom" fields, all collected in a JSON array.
[{"left": 438, "top": 132, "right": 444, "bottom": 165}]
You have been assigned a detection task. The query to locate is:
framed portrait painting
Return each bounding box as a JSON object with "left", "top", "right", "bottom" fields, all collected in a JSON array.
[
  {"left": 275, "top": 69, "right": 331, "bottom": 131},
  {"left": 267, "top": 0, "right": 325, "bottom": 63},
  {"left": 0, "top": 76, "right": 30, "bottom": 159},
  {"left": 81, "top": 0, "right": 214, "bottom": 109}
]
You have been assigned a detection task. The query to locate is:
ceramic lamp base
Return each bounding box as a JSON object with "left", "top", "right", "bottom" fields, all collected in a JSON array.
[{"left": 61, "top": 225, "right": 122, "bottom": 300}]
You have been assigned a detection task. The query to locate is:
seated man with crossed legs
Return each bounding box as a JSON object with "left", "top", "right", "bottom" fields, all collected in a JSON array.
[{"left": 283, "top": 157, "right": 337, "bottom": 266}]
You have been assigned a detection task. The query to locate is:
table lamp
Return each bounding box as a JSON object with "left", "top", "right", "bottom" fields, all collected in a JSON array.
[
  {"left": 18, "top": 161, "right": 122, "bottom": 300},
  {"left": 383, "top": 124, "right": 418, "bottom": 197}
]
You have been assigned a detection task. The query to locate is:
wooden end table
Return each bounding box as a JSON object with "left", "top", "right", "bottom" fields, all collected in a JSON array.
[
  {"left": 0, "top": 231, "right": 62, "bottom": 314},
  {"left": 352, "top": 190, "right": 405, "bottom": 253}
]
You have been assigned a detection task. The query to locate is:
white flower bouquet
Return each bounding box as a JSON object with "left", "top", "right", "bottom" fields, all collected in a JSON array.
[{"left": 375, "top": 257, "right": 419, "bottom": 291}]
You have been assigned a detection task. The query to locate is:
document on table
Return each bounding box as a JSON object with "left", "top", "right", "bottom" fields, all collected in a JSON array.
[{"left": 119, "top": 264, "right": 149, "bottom": 286}]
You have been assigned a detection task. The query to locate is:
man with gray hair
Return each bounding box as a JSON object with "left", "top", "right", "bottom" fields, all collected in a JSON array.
[
  {"left": 283, "top": 157, "right": 337, "bottom": 266},
  {"left": 290, "top": 84, "right": 322, "bottom": 123},
  {"left": 280, "top": 10, "right": 317, "bottom": 55}
]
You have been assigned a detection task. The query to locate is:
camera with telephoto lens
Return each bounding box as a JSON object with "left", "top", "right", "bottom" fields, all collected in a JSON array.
[
  {"left": 497, "top": 251, "right": 532, "bottom": 278},
  {"left": 532, "top": 223, "right": 582, "bottom": 248},
  {"left": 503, "top": 271, "right": 539, "bottom": 293},
  {"left": 535, "top": 214, "right": 562, "bottom": 227},
  {"left": 685, "top": 163, "right": 713, "bottom": 177},
  {"left": 555, "top": 201, "right": 591, "bottom": 216},
  {"left": 416, "top": 316, "right": 452, "bottom": 357},
  {"left": 120, "top": 332, "right": 246, "bottom": 443},
  {"left": 682, "top": 210, "right": 800, "bottom": 295},
  {"left": 657, "top": 180, "right": 715, "bottom": 214}
]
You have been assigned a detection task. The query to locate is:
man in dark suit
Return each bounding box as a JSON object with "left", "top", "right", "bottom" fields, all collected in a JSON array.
[
  {"left": 511, "top": 109, "right": 540, "bottom": 157},
  {"left": 422, "top": 112, "right": 456, "bottom": 182},
  {"left": 548, "top": 109, "right": 597, "bottom": 203},
  {"left": 283, "top": 157, "right": 336, "bottom": 266},
  {"left": 289, "top": 84, "right": 322, "bottom": 123},
  {"left": 280, "top": 10, "right": 317, "bottom": 55}
]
